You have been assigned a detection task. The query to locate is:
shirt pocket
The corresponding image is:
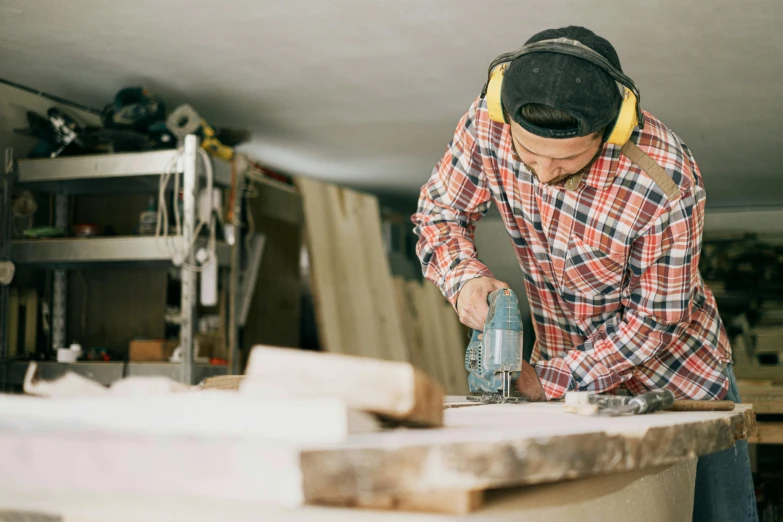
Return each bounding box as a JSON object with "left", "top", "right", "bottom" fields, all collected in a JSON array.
[{"left": 561, "top": 234, "right": 626, "bottom": 297}]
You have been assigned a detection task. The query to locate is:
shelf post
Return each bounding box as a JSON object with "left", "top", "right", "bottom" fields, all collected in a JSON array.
[
  {"left": 0, "top": 148, "right": 15, "bottom": 389},
  {"left": 228, "top": 168, "right": 242, "bottom": 375},
  {"left": 180, "top": 135, "right": 198, "bottom": 384},
  {"left": 52, "top": 194, "right": 68, "bottom": 351}
]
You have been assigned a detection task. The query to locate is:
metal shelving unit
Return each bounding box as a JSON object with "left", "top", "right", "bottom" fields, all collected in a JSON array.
[
  {"left": 4, "top": 361, "right": 228, "bottom": 386},
  {"left": 5, "top": 135, "right": 242, "bottom": 385},
  {"left": 10, "top": 236, "right": 231, "bottom": 267},
  {"left": 14, "top": 147, "right": 232, "bottom": 194}
]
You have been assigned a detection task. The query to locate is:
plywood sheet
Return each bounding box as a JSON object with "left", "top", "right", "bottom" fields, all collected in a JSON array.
[
  {"left": 297, "top": 178, "right": 407, "bottom": 362},
  {"left": 0, "top": 392, "right": 378, "bottom": 443}
]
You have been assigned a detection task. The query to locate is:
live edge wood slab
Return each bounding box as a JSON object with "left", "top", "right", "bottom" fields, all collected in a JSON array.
[
  {"left": 0, "top": 399, "right": 754, "bottom": 517},
  {"left": 298, "top": 403, "right": 755, "bottom": 512}
]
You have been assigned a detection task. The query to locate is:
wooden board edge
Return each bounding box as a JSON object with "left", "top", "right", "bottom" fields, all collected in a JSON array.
[
  {"left": 200, "top": 375, "right": 243, "bottom": 391},
  {"left": 299, "top": 407, "right": 754, "bottom": 507},
  {"left": 743, "top": 398, "right": 783, "bottom": 415},
  {"left": 748, "top": 421, "right": 783, "bottom": 445},
  {"left": 402, "top": 367, "right": 444, "bottom": 427},
  {"left": 321, "top": 489, "right": 484, "bottom": 514},
  {"left": 737, "top": 404, "right": 757, "bottom": 440},
  {"left": 733, "top": 365, "right": 783, "bottom": 385},
  {"left": 294, "top": 177, "right": 334, "bottom": 356}
]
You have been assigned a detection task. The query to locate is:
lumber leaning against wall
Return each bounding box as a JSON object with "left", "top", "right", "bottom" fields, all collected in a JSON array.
[
  {"left": 297, "top": 176, "right": 469, "bottom": 394},
  {"left": 394, "top": 277, "right": 469, "bottom": 395},
  {"left": 297, "top": 177, "right": 408, "bottom": 362}
]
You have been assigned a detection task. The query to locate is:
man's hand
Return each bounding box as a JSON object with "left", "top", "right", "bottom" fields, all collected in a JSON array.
[
  {"left": 456, "top": 277, "right": 510, "bottom": 330},
  {"left": 516, "top": 361, "right": 546, "bottom": 401}
]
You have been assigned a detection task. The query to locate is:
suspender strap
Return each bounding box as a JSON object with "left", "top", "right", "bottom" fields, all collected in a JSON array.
[{"left": 621, "top": 141, "right": 681, "bottom": 200}]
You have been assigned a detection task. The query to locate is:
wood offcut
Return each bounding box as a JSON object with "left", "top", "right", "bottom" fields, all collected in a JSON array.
[{"left": 240, "top": 345, "right": 444, "bottom": 427}]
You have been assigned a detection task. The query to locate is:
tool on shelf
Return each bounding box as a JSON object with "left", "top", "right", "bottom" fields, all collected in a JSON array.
[
  {"left": 564, "top": 390, "right": 736, "bottom": 416},
  {"left": 465, "top": 288, "right": 526, "bottom": 404},
  {"left": 166, "top": 104, "right": 234, "bottom": 162}
]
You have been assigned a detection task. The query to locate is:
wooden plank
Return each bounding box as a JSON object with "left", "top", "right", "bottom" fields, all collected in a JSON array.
[
  {"left": 241, "top": 346, "right": 444, "bottom": 427},
  {"left": 298, "top": 178, "right": 407, "bottom": 362},
  {"left": 399, "top": 281, "right": 428, "bottom": 376},
  {"left": 354, "top": 195, "right": 408, "bottom": 362},
  {"left": 753, "top": 325, "right": 783, "bottom": 354},
  {"left": 326, "top": 183, "right": 376, "bottom": 358},
  {"left": 201, "top": 374, "right": 243, "bottom": 391},
  {"left": 0, "top": 459, "right": 697, "bottom": 521},
  {"left": 408, "top": 281, "right": 449, "bottom": 388},
  {"left": 333, "top": 488, "right": 484, "bottom": 514},
  {"left": 7, "top": 287, "right": 19, "bottom": 357},
  {"left": 748, "top": 422, "right": 783, "bottom": 444},
  {"left": 733, "top": 365, "right": 783, "bottom": 385},
  {"left": 738, "top": 380, "right": 783, "bottom": 414},
  {"left": 392, "top": 278, "right": 425, "bottom": 371},
  {"left": 0, "top": 393, "right": 378, "bottom": 443},
  {"left": 298, "top": 404, "right": 754, "bottom": 510},
  {"left": 0, "top": 403, "right": 751, "bottom": 517},
  {"left": 22, "top": 289, "right": 38, "bottom": 354},
  {"left": 437, "top": 288, "right": 470, "bottom": 396},
  {"left": 423, "top": 282, "right": 456, "bottom": 393},
  {"left": 401, "top": 281, "right": 469, "bottom": 395},
  {"left": 299, "top": 179, "right": 346, "bottom": 355},
  {"left": 743, "top": 397, "right": 783, "bottom": 414}
]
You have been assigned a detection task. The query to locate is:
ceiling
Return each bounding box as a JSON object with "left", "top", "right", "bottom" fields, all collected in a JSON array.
[{"left": 1, "top": 0, "right": 781, "bottom": 208}]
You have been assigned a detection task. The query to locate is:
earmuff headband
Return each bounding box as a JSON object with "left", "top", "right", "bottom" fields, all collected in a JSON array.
[{"left": 481, "top": 37, "right": 644, "bottom": 129}]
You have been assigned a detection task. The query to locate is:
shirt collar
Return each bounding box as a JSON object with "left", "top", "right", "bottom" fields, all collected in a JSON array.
[{"left": 577, "top": 143, "right": 623, "bottom": 191}]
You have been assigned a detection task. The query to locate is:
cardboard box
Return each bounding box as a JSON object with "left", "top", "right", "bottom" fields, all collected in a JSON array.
[{"left": 129, "top": 339, "right": 178, "bottom": 362}]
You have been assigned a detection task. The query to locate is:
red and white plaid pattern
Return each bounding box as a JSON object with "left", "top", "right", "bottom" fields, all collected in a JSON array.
[{"left": 412, "top": 97, "right": 731, "bottom": 401}]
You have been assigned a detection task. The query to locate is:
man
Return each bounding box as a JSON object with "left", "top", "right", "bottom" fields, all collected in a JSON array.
[{"left": 412, "top": 26, "right": 756, "bottom": 521}]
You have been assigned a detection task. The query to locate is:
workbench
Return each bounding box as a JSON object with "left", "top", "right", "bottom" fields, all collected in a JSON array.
[{"left": 0, "top": 395, "right": 754, "bottom": 522}]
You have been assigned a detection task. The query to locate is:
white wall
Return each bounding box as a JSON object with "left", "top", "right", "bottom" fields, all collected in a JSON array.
[{"left": 703, "top": 209, "right": 783, "bottom": 236}]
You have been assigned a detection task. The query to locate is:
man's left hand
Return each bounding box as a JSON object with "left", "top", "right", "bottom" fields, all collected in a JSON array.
[{"left": 516, "top": 361, "right": 546, "bottom": 401}]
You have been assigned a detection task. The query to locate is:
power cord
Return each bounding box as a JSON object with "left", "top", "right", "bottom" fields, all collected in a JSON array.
[{"left": 155, "top": 144, "right": 216, "bottom": 273}]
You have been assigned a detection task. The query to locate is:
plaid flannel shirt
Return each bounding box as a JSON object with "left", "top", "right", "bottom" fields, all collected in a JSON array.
[{"left": 412, "top": 97, "right": 732, "bottom": 401}]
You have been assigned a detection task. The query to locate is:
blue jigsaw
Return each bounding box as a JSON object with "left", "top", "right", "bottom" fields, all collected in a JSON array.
[{"left": 464, "top": 288, "right": 525, "bottom": 403}]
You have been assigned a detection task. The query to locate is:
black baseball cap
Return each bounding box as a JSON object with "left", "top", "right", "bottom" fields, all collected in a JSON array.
[{"left": 500, "top": 26, "right": 623, "bottom": 138}]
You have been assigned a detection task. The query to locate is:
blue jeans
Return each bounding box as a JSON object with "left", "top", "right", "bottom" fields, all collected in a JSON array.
[{"left": 692, "top": 364, "right": 758, "bottom": 521}]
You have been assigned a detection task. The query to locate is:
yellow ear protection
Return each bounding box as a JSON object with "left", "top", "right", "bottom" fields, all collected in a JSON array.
[{"left": 480, "top": 37, "right": 644, "bottom": 146}]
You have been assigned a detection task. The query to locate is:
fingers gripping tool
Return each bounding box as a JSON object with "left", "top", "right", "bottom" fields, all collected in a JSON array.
[{"left": 464, "top": 288, "right": 525, "bottom": 404}]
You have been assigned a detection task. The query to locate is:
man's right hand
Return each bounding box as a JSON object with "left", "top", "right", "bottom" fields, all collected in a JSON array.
[{"left": 456, "top": 277, "right": 511, "bottom": 331}]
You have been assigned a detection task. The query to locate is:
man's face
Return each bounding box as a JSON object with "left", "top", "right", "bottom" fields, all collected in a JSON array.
[{"left": 509, "top": 120, "right": 603, "bottom": 184}]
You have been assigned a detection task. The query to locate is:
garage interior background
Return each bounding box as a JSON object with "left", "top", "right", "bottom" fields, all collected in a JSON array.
[
  {"left": 2, "top": 0, "right": 781, "bottom": 302},
  {"left": 1, "top": 0, "right": 783, "bottom": 517}
]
